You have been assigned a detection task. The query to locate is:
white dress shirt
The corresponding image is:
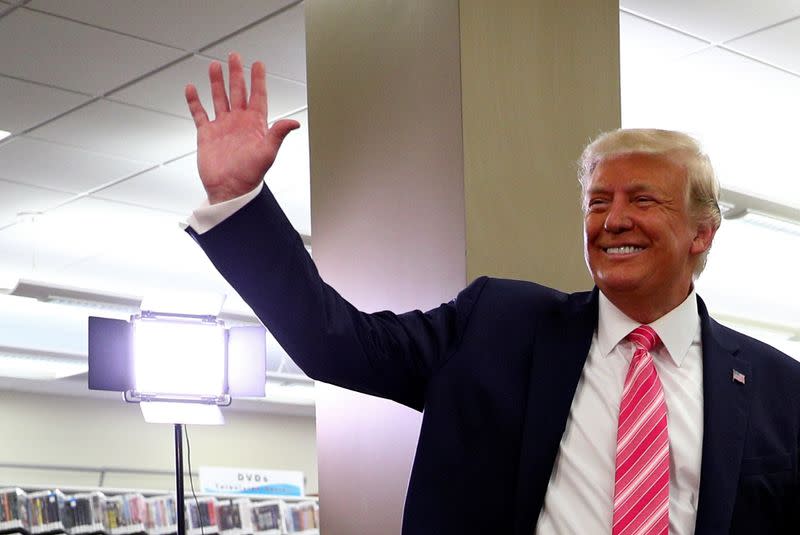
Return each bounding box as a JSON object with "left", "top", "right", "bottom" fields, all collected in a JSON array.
[
  {"left": 535, "top": 290, "right": 704, "bottom": 534},
  {"left": 187, "top": 188, "right": 704, "bottom": 533},
  {"left": 185, "top": 182, "right": 264, "bottom": 234}
]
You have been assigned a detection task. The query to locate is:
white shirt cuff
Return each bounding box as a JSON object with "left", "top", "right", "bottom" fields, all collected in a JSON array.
[{"left": 183, "top": 183, "right": 264, "bottom": 234}]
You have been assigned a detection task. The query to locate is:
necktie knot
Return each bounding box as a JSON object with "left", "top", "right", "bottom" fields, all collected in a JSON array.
[{"left": 627, "top": 325, "right": 660, "bottom": 352}]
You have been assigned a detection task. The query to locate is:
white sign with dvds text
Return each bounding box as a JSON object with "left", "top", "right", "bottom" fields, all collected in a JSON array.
[{"left": 199, "top": 466, "right": 305, "bottom": 497}]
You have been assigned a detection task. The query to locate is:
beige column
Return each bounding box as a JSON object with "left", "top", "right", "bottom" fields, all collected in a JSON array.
[
  {"left": 460, "top": 0, "right": 619, "bottom": 287},
  {"left": 305, "top": 1, "right": 619, "bottom": 533}
]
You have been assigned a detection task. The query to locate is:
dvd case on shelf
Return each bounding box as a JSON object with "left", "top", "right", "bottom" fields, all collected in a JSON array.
[
  {"left": 248, "top": 501, "right": 283, "bottom": 535},
  {"left": 62, "top": 492, "right": 106, "bottom": 535},
  {"left": 28, "top": 490, "right": 67, "bottom": 535},
  {"left": 284, "top": 501, "right": 318, "bottom": 534},
  {"left": 144, "top": 496, "right": 177, "bottom": 535},
  {"left": 185, "top": 497, "right": 218, "bottom": 535},
  {"left": 0, "top": 488, "right": 28, "bottom": 533},
  {"left": 216, "top": 499, "right": 252, "bottom": 535},
  {"left": 105, "top": 494, "right": 147, "bottom": 535}
]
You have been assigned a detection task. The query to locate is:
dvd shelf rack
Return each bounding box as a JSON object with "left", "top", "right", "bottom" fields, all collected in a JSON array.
[
  {"left": 105, "top": 494, "right": 147, "bottom": 535},
  {"left": 62, "top": 492, "right": 105, "bottom": 535},
  {"left": 28, "top": 490, "right": 67, "bottom": 535},
  {"left": 0, "top": 489, "right": 318, "bottom": 535},
  {"left": 1, "top": 488, "right": 27, "bottom": 534}
]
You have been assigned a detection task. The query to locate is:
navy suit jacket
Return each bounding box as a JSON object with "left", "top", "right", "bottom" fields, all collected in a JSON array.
[{"left": 189, "top": 187, "right": 800, "bottom": 534}]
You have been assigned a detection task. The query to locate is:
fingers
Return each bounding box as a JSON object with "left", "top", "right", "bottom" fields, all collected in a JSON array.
[
  {"left": 209, "top": 61, "right": 230, "bottom": 117},
  {"left": 269, "top": 119, "right": 301, "bottom": 144},
  {"left": 228, "top": 52, "right": 247, "bottom": 110},
  {"left": 249, "top": 61, "right": 267, "bottom": 117},
  {"left": 184, "top": 84, "right": 209, "bottom": 128}
]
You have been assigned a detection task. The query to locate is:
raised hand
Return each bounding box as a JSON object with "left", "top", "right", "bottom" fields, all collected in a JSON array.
[{"left": 185, "top": 52, "right": 300, "bottom": 204}]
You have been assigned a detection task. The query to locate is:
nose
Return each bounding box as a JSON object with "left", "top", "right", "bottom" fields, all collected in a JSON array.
[{"left": 603, "top": 199, "right": 634, "bottom": 233}]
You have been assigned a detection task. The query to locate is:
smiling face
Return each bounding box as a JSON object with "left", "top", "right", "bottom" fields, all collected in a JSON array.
[{"left": 583, "top": 152, "right": 715, "bottom": 322}]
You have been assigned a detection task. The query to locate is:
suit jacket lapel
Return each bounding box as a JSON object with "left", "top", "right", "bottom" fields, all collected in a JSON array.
[
  {"left": 513, "top": 289, "right": 598, "bottom": 535},
  {"left": 694, "top": 296, "right": 752, "bottom": 534}
]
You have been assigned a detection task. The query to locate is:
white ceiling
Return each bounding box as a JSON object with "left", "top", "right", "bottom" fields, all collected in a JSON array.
[
  {"left": 0, "top": 0, "right": 309, "bottom": 310},
  {"left": 0, "top": 1, "right": 798, "bottom": 405},
  {"left": 0, "top": 0, "right": 310, "bottom": 411}
]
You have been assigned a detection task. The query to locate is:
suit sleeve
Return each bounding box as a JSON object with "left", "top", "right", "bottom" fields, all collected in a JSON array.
[{"left": 186, "top": 186, "right": 484, "bottom": 411}]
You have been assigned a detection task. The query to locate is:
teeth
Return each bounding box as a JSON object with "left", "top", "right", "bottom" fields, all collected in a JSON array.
[{"left": 606, "top": 246, "right": 643, "bottom": 255}]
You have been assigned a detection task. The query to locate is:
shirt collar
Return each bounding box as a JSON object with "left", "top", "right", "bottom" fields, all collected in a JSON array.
[{"left": 597, "top": 289, "right": 700, "bottom": 367}]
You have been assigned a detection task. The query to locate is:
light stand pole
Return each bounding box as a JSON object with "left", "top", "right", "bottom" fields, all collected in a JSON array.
[{"left": 175, "top": 424, "right": 186, "bottom": 535}]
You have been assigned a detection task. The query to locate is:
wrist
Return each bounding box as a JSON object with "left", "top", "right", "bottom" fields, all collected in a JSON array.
[{"left": 206, "top": 184, "right": 260, "bottom": 205}]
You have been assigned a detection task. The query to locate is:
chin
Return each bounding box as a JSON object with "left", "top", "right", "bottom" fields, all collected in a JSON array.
[{"left": 594, "top": 274, "right": 645, "bottom": 295}]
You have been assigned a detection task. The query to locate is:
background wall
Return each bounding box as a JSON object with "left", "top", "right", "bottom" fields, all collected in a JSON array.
[{"left": 0, "top": 390, "right": 318, "bottom": 494}]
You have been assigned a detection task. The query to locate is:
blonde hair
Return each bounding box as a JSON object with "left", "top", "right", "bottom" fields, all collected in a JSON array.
[{"left": 579, "top": 128, "right": 721, "bottom": 276}]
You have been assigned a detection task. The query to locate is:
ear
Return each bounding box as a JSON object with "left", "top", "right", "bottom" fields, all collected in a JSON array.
[{"left": 690, "top": 220, "right": 717, "bottom": 255}]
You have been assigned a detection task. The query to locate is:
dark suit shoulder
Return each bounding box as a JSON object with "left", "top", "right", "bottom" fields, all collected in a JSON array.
[
  {"left": 713, "top": 319, "right": 800, "bottom": 373},
  {"left": 710, "top": 318, "right": 800, "bottom": 407},
  {"left": 470, "top": 276, "right": 594, "bottom": 315}
]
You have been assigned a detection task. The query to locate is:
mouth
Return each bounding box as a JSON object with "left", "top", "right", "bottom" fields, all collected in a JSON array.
[{"left": 603, "top": 245, "right": 644, "bottom": 255}]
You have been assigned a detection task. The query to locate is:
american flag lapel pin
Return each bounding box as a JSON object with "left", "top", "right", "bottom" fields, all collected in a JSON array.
[{"left": 732, "top": 369, "right": 746, "bottom": 384}]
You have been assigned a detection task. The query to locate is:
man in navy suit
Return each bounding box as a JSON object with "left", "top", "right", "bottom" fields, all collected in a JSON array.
[{"left": 184, "top": 54, "right": 799, "bottom": 534}]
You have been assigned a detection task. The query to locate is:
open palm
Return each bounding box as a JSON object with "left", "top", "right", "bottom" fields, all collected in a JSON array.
[{"left": 185, "top": 53, "right": 299, "bottom": 204}]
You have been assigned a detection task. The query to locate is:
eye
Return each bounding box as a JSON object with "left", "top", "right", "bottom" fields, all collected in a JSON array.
[
  {"left": 587, "top": 198, "right": 608, "bottom": 211},
  {"left": 634, "top": 195, "right": 655, "bottom": 205}
]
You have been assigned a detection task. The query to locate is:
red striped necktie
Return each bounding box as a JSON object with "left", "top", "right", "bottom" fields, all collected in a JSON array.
[{"left": 612, "top": 325, "right": 670, "bottom": 535}]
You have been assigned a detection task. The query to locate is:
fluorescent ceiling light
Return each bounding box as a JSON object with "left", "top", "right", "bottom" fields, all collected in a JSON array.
[
  {"left": 740, "top": 212, "right": 800, "bottom": 237},
  {"left": 7, "top": 278, "right": 256, "bottom": 324},
  {"left": 9, "top": 279, "right": 142, "bottom": 311},
  {"left": 0, "top": 130, "right": 10, "bottom": 142},
  {"left": 0, "top": 349, "right": 87, "bottom": 380}
]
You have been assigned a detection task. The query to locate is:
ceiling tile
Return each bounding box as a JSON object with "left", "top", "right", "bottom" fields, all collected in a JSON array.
[
  {"left": 204, "top": 2, "right": 306, "bottom": 83},
  {"left": 109, "top": 55, "right": 306, "bottom": 121},
  {"left": 0, "top": 76, "right": 90, "bottom": 135},
  {"left": 0, "top": 137, "right": 150, "bottom": 193},
  {"left": 93, "top": 153, "right": 206, "bottom": 215},
  {"left": 29, "top": 0, "right": 296, "bottom": 51},
  {"left": 725, "top": 17, "right": 800, "bottom": 75},
  {"left": 621, "top": 0, "right": 800, "bottom": 43},
  {"left": 27, "top": 100, "right": 196, "bottom": 163},
  {"left": 0, "top": 179, "right": 72, "bottom": 227},
  {"left": 621, "top": 46, "right": 800, "bottom": 204},
  {"left": 0, "top": 8, "right": 183, "bottom": 94},
  {"left": 620, "top": 12, "right": 709, "bottom": 79}
]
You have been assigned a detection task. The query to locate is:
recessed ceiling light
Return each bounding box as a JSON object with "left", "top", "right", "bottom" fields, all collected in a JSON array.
[{"left": 0, "top": 130, "right": 11, "bottom": 141}]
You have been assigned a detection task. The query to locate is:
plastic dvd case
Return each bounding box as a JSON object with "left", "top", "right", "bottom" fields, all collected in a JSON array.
[
  {"left": 185, "top": 497, "right": 218, "bottom": 535},
  {"left": 0, "top": 488, "right": 28, "bottom": 533},
  {"left": 284, "top": 501, "right": 318, "bottom": 534},
  {"left": 216, "top": 499, "right": 252, "bottom": 535},
  {"left": 63, "top": 492, "right": 107, "bottom": 535},
  {"left": 104, "top": 494, "right": 147, "bottom": 535},
  {"left": 248, "top": 501, "right": 283, "bottom": 535},
  {"left": 27, "top": 490, "right": 67, "bottom": 535},
  {"left": 144, "top": 496, "right": 177, "bottom": 535}
]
